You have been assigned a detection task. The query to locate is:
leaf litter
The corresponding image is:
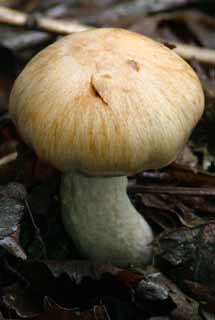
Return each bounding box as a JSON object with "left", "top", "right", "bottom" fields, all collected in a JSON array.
[{"left": 0, "top": 0, "right": 214, "bottom": 319}]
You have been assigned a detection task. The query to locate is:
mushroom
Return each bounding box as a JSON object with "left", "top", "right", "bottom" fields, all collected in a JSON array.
[{"left": 9, "top": 28, "right": 204, "bottom": 267}]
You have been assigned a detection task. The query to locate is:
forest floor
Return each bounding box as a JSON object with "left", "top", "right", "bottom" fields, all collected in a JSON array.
[{"left": 0, "top": 1, "right": 214, "bottom": 319}]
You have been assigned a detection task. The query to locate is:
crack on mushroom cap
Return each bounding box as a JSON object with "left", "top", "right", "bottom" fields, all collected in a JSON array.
[{"left": 90, "top": 77, "right": 109, "bottom": 106}]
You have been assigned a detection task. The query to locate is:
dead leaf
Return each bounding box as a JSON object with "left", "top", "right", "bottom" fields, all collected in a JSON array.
[
  {"left": 0, "top": 182, "right": 26, "bottom": 258},
  {"left": 155, "top": 222, "right": 215, "bottom": 290},
  {"left": 35, "top": 298, "right": 110, "bottom": 320}
]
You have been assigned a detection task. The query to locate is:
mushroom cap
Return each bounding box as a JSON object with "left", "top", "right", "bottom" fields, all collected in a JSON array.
[{"left": 9, "top": 28, "right": 204, "bottom": 176}]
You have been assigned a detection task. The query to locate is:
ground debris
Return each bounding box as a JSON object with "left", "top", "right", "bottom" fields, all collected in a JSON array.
[
  {"left": 0, "top": 1, "right": 214, "bottom": 319},
  {"left": 155, "top": 222, "right": 215, "bottom": 292},
  {"left": 0, "top": 259, "right": 198, "bottom": 319},
  {"left": 137, "top": 268, "right": 200, "bottom": 320},
  {"left": 0, "top": 182, "right": 26, "bottom": 259}
]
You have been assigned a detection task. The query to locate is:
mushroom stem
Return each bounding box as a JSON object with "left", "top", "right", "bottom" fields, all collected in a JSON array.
[{"left": 61, "top": 172, "right": 153, "bottom": 267}]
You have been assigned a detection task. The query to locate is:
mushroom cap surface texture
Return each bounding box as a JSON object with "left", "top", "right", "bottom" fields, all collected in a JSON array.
[{"left": 9, "top": 28, "right": 204, "bottom": 176}]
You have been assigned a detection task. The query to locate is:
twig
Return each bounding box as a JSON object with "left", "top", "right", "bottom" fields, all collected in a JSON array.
[
  {"left": 173, "top": 42, "right": 215, "bottom": 65},
  {"left": 137, "top": 171, "right": 172, "bottom": 183},
  {"left": 0, "top": 6, "right": 214, "bottom": 64},
  {"left": 0, "top": 152, "right": 17, "bottom": 167},
  {"left": 0, "top": 6, "right": 90, "bottom": 34},
  {"left": 128, "top": 185, "right": 215, "bottom": 196},
  {"left": 24, "top": 199, "right": 47, "bottom": 258}
]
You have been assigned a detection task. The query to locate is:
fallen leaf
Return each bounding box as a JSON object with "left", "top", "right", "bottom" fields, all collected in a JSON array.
[
  {"left": 0, "top": 182, "right": 26, "bottom": 259},
  {"left": 155, "top": 222, "right": 215, "bottom": 290}
]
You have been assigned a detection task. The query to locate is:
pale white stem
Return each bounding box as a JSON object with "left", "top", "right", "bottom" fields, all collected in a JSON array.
[{"left": 61, "top": 172, "right": 153, "bottom": 267}]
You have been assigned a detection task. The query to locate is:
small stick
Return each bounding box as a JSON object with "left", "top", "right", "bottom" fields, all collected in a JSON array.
[
  {"left": 0, "top": 6, "right": 90, "bottom": 34},
  {"left": 0, "top": 6, "right": 214, "bottom": 64},
  {"left": 128, "top": 185, "right": 215, "bottom": 196},
  {"left": 173, "top": 42, "right": 215, "bottom": 65},
  {"left": 0, "top": 151, "right": 17, "bottom": 167},
  {"left": 24, "top": 199, "right": 47, "bottom": 258},
  {"left": 137, "top": 171, "right": 172, "bottom": 183}
]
